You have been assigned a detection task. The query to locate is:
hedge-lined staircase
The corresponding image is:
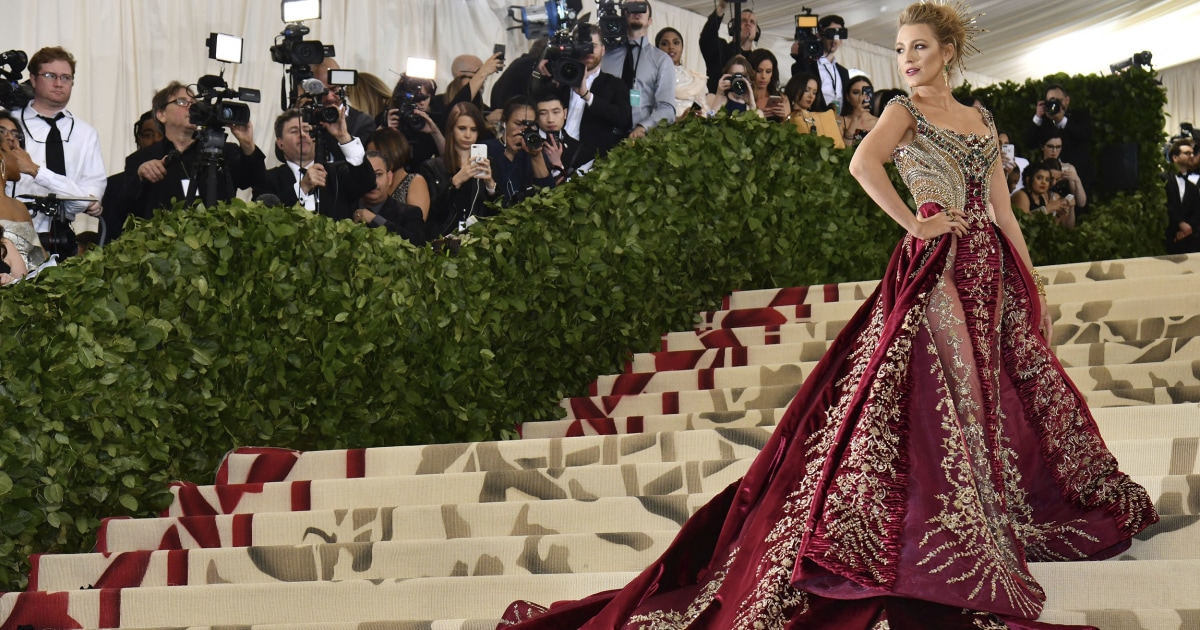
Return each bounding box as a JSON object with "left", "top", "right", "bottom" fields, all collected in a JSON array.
[{"left": 3, "top": 254, "right": 1199, "bottom": 630}]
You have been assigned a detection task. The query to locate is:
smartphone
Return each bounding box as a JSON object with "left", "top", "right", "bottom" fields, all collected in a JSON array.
[
  {"left": 767, "top": 95, "right": 783, "bottom": 107},
  {"left": 1002, "top": 143, "right": 1015, "bottom": 162},
  {"left": 470, "top": 144, "right": 488, "bottom": 177},
  {"left": 493, "top": 43, "right": 506, "bottom": 62}
]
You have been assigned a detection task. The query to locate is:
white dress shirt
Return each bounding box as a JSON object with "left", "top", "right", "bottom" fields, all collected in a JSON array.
[
  {"left": 817, "top": 56, "right": 842, "bottom": 112},
  {"left": 564, "top": 66, "right": 602, "bottom": 142},
  {"left": 11, "top": 106, "right": 107, "bottom": 232},
  {"left": 600, "top": 35, "right": 676, "bottom": 131}
]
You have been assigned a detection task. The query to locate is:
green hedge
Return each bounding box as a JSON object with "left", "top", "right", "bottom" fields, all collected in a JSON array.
[{"left": 0, "top": 99, "right": 1167, "bottom": 590}]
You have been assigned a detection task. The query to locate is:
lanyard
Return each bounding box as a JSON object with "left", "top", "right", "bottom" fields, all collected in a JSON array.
[{"left": 19, "top": 107, "right": 76, "bottom": 144}]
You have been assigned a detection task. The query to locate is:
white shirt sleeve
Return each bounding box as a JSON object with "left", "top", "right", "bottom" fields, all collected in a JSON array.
[{"left": 338, "top": 137, "right": 366, "bottom": 166}]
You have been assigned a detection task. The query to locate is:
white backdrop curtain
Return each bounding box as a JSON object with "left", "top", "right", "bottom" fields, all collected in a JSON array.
[
  {"left": 1160, "top": 59, "right": 1200, "bottom": 139},
  {"left": 2, "top": 0, "right": 1167, "bottom": 180}
]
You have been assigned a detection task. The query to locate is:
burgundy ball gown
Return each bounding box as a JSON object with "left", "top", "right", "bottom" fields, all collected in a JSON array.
[{"left": 500, "top": 96, "right": 1158, "bottom": 630}]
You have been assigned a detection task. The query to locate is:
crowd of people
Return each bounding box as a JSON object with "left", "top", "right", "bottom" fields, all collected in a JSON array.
[{"left": 0, "top": 0, "right": 1181, "bottom": 287}]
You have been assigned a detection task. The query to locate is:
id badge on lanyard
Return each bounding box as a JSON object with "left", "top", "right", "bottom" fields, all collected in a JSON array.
[{"left": 630, "top": 90, "right": 642, "bottom": 107}]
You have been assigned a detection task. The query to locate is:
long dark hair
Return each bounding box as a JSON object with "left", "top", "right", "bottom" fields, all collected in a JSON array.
[
  {"left": 747, "top": 48, "right": 781, "bottom": 95},
  {"left": 842, "top": 76, "right": 873, "bottom": 116}
]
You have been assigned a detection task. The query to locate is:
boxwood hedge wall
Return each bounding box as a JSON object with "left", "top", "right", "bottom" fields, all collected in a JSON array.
[{"left": 0, "top": 69, "right": 1170, "bottom": 590}]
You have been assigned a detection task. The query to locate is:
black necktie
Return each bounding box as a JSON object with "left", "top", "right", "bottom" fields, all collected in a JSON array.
[
  {"left": 621, "top": 42, "right": 638, "bottom": 90},
  {"left": 297, "top": 167, "right": 308, "bottom": 195},
  {"left": 39, "top": 114, "right": 66, "bottom": 176}
]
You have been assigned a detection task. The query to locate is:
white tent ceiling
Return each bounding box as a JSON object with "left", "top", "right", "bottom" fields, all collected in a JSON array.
[{"left": 655, "top": 0, "right": 1200, "bottom": 83}]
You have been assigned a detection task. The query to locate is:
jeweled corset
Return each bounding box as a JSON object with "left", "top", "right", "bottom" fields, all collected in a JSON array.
[{"left": 890, "top": 96, "right": 999, "bottom": 229}]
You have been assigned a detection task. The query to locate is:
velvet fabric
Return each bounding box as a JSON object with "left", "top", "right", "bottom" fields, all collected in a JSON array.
[{"left": 501, "top": 101, "right": 1158, "bottom": 630}]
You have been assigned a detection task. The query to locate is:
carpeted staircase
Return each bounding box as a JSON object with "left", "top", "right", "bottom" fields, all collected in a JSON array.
[{"left": 4, "top": 254, "right": 1200, "bottom": 630}]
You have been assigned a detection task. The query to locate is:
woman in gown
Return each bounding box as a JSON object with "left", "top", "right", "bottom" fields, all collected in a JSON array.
[{"left": 501, "top": 3, "right": 1158, "bottom": 629}]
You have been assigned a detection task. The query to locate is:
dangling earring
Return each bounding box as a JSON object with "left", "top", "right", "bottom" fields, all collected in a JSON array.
[{"left": 943, "top": 63, "right": 951, "bottom": 86}]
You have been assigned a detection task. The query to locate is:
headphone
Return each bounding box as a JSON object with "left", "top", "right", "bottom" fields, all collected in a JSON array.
[{"left": 727, "top": 9, "right": 762, "bottom": 42}]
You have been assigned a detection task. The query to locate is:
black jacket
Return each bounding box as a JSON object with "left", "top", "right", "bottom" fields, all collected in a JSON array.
[
  {"left": 1165, "top": 174, "right": 1200, "bottom": 254},
  {"left": 699, "top": 11, "right": 756, "bottom": 95},
  {"left": 1025, "top": 109, "right": 1095, "bottom": 188},
  {"left": 790, "top": 56, "right": 850, "bottom": 114},
  {"left": 364, "top": 196, "right": 426, "bottom": 246},
  {"left": 253, "top": 160, "right": 376, "bottom": 222},
  {"left": 572, "top": 72, "right": 633, "bottom": 169},
  {"left": 123, "top": 138, "right": 267, "bottom": 219}
]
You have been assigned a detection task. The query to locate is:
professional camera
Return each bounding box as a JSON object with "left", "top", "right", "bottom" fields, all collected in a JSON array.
[
  {"left": 597, "top": 0, "right": 647, "bottom": 47},
  {"left": 519, "top": 120, "right": 543, "bottom": 151},
  {"left": 0, "top": 49, "right": 32, "bottom": 110},
  {"left": 270, "top": 23, "right": 334, "bottom": 70},
  {"left": 190, "top": 74, "right": 259, "bottom": 128},
  {"left": 1175, "top": 123, "right": 1197, "bottom": 142},
  {"left": 729, "top": 73, "right": 750, "bottom": 96},
  {"left": 508, "top": 0, "right": 592, "bottom": 87},
  {"left": 1044, "top": 97, "right": 1064, "bottom": 117},
  {"left": 270, "top": 21, "right": 335, "bottom": 110},
  {"left": 793, "top": 9, "right": 822, "bottom": 63},
  {"left": 545, "top": 31, "right": 594, "bottom": 87},
  {"left": 390, "top": 76, "right": 432, "bottom": 135}
]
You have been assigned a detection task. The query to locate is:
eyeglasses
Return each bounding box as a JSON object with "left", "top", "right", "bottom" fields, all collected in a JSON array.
[
  {"left": 37, "top": 72, "right": 75, "bottom": 83},
  {"left": 170, "top": 98, "right": 197, "bottom": 108},
  {"left": 0, "top": 127, "right": 24, "bottom": 142},
  {"left": 1044, "top": 144, "right": 1063, "bottom": 150}
]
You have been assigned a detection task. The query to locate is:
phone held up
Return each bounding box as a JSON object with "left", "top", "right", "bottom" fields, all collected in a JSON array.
[
  {"left": 493, "top": 44, "right": 506, "bottom": 70},
  {"left": 470, "top": 143, "right": 488, "bottom": 177}
]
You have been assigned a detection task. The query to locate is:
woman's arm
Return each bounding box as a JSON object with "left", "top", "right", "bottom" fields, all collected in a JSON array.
[
  {"left": 1064, "top": 162, "right": 1087, "bottom": 207},
  {"left": 406, "top": 174, "right": 431, "bottom": 221},
  {"left": 1010, "top": 189, "right": 1031, "bottom": 213},
  {"left": 849, "top": 104, "right": 964, "bottom": 240},
  {"left": 1, "top": 238, "right": 27, "bottom": 281}
]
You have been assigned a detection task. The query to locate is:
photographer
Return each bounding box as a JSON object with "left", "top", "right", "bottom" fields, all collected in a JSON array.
[
  {"left": 485, "top": 96, "right": 555, "bottom": 206},
  {"left": 351, "top": 151, "right": 425, "bottom": 246},
  {"left": 254, "top": 107, "right": 375, "bottom": 222},
  {"left": 707, "top": 55, "right": 757, "bottom": 114},
  {"left": 558, "top": 24, "right": 632, "bottom": 172},
  {"left": 790, "top": 14, "right": 850, "bottom": 113},
  {"left": 1024, "top": 84, "right": 1094, "bottom": 198},
  {"left": 1039, "top": 130, "right": 1087, "bottom": 209},
  {"left": 534, "top": 90, "right": 576, "bottom": 182},
  {"left": 698, "top": 0, "right": 758, "bottom": 94},
  {"left": 600, "top": 0, "right": 676, "bottom": 139},
  {"left": 298, "top": 58, "right": 376, "bottom": 163},
  {"left": 379, "top": 75, "right": 444, "bottom": 166},
  {"left": 9, "top": 46, "right": 107, "bottom": 253},
  {"left": 123, "top": 81, "right": 266, "bottom": 219}
]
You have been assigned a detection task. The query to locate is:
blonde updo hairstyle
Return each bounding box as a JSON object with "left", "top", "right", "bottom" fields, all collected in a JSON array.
[{"left": 898, "top": 2, "right": 969, "bottom": 75}]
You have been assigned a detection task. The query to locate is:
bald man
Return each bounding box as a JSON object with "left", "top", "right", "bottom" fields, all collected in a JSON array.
[{"left": 306, "top": 57, "right": 377, "bottom": 161}]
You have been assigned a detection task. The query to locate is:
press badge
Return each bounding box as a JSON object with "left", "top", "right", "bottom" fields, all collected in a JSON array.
[{"left": 629, "top": 90, "right": 641, "bottom": 107}]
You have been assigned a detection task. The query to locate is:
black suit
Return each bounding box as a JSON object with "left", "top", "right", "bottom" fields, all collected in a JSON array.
[
  {"left": 1165, "top": 174, "right": 1200, "bottom": 254},
  {"left": 699, "top": 11, "right": 756, "bottom": 94},
  {"left": 1025, "top": 110, "right": 1095, "bottom": 190},
  {"left": 790, "top": 56, "right": 850, "bottom": 113},
  {"left": 314, "top": 108, "right": 376, "bottom": 163},
  {"left": 254, "top": 160, "right": 376, "bottom": 222},
  {"left": 571, "top": 72, "right": 632, "bottom": 170},
  {"left": 124, "top": 138, "right": 267, "bottom": 219},
  {"left": 363, "top": 196, "right": 426, "bottom": 246}
]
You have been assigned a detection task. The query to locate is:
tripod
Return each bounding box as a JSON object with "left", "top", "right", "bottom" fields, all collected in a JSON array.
[{"left": 185, "top": 126, "right": 232, "bottom": 207}]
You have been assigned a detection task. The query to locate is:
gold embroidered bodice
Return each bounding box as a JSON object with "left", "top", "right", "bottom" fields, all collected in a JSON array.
[
  {"left": 890, "top": 96, "right": 999, "bottom": 221},
  {"left": 0, "top": 219, "right": 47, "bottom": 269}
]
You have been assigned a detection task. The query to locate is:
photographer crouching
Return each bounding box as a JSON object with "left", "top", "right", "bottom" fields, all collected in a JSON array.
[{"left": 124, "top": 81, "right": 266, "bottom": 219}]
